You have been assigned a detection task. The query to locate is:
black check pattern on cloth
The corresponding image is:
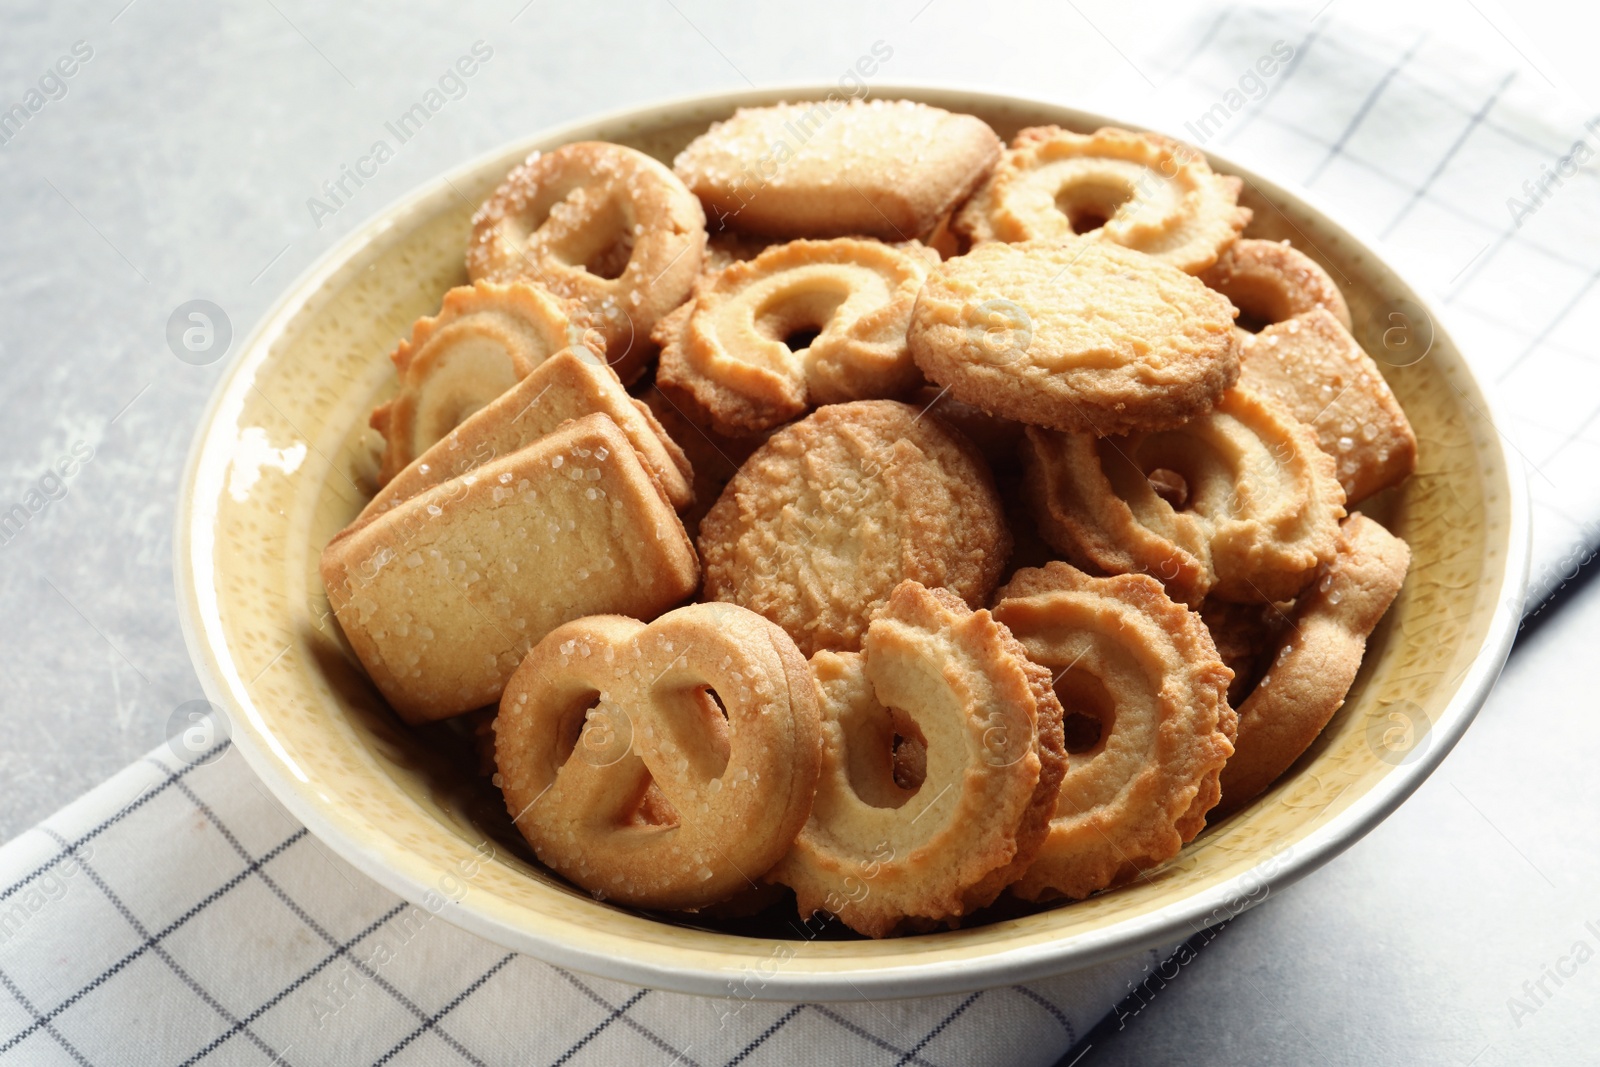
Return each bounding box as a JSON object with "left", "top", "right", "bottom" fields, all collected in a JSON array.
[
  {"left": 1150, "top": 8, "right": 1600, "bottom": 610},
  {"left": 6, "top": 8, "right": 1600, "bottom": 1066},
  {"left": 0, "top": 742, "right": 1149, "bottom": 1066}
]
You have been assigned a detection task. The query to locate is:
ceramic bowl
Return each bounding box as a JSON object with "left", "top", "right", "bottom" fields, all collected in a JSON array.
[{"left": 175, "top": 86, "right": 1529, "bottom": 1000}]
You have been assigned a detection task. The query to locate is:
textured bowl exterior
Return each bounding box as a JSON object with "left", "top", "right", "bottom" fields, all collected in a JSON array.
[{"left": 175, "top": 86, "right": 1529, "bottom": 1000}]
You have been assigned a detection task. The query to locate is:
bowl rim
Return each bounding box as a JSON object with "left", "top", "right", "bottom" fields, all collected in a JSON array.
[{"left": 174, "top": 82, "right": 1532, "bottom": 1000}]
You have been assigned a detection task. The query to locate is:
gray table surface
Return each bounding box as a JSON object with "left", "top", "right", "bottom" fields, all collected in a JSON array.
[{"left": 2, "top": 1, "right": 1596, "bottom": 1064}]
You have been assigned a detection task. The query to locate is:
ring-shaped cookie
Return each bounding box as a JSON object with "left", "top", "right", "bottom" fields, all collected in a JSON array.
[
  {"left": 991, "top": 562, "right": 1235, "bottom": 901},
  {"left": 467, "top": 141, "right": 707, "bottom": 383},
  {"left": 1217, "top": 512, "right": 1410, "bottom": 810},
  {"left": 654, "top": 238, "right": 936, "bottom": 436},
  {"left": 1200, "top": 238, "right": 1352, "bottom": 333},
  {"left": 769, "top": 581, "right": 1065, "bottom": 936},
  {"left": 495, "top": 602, "right": 821, "bottom": 911},
  {"left": 955, "top": 126, "right": 1250, "bottom": 274},
  {"left": 371, "top": 281, "right": 600, "bottom": 485},
  {"left": 1022, "top": 386, "right": 1346, "bottom": 606}
]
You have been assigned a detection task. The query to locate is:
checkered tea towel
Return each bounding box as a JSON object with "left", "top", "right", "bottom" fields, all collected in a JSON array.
[{"left": 0, "top": 742, "right": 1174, "bottom": 1066}]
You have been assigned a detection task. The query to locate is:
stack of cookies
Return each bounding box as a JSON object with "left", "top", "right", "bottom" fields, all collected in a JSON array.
[{"left": 320, "top": 100, "right": 1417, "bottom": 936}]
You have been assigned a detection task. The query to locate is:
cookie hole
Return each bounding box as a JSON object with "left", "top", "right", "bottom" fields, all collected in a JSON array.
[
  {"left": 1054, "top": 182, "right": 1133, "bottom": 235},
  {"left": 1054, "top": 669, "right": 1115, "bottom": 756},
  {"left": 621, "top": 778, "right": 680, "bottom": 829},
  {"left": 582, "top": 227, "right": 635, "bottom": 280},
  {"left": 755, "top": 286, "right": 846, "bottom": 353},
  {"left": 515, "top": 189, "right": 568, "bottom": 240},
  {"left": 783, "top": 326, "right": 821, "bottom": 352},
  {"left": 697, "top": 686, "right": 732, "bottom": 775},
  {"left": 562, "top": 695, "right": 636, "bottom": 773},
  {"left": 554, "top": 692, "right": 603, "bottom": 765},
  {"left": 846, "top": 705, "right": 925, "bottom": 810},
  {"left": 891, "top": 730, "right": 927, "bottom": 792},
  {"left": 1062, "top": 714, "right": 1103, "bottom": 753},
  {"left": 1234, "top": 310, "right": 1272, "bottom": 334},
  {"left": 1066, "top": 207, "right": 1109, "bottom": 232},
  {"left": 886, "top": 708, "right": 927, "bottom": 799},
  {"left": 1147, "top": 467, "right": 1190, "bottom": 510},
  {"left": 1213, "top": 280, "right": 1299, "bottom": 334},
  {"left": 547, "top": 193, "right": 634, "bottom": 280}
]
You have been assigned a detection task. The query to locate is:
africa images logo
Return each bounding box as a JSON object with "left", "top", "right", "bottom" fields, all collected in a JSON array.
[{"left": 306, "top": 41, "right": 494, "bottom": 229}]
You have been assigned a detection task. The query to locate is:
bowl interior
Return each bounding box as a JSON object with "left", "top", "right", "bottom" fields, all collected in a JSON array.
[{"left": 179, "top": 87, "right": 1521, "bottom": 998}]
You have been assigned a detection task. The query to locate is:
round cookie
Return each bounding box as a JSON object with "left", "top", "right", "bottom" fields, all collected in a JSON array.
[
  {"left": 467, "top": 141, "right": 707, "bottom": 383},
  {"left": 654, "top": 238, "right": 937, "bottom": 436},
  {"left": 698, "top": 400, "right": 1011, "bottom": 657},
  {"left": 955, "top": 126, "right": 1250, "bottom": 274},
  {"left": 908, "top": 238, "right": 1241, "bottom": 436}
]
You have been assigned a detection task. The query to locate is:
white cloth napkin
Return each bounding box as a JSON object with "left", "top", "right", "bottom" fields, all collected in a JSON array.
[
  {"left": 1135, "top": 5, "right": 1600, "bottom": 610},
  {"left": 0, "top": 743, "right": 1166, "bottom": 1066},
  {"left": 4, "top": 7, "right": 1599, "bottom": 1066}
]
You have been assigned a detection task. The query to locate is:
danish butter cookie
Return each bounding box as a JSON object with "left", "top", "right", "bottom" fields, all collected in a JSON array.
[
  {"left": 769, "top": 581, "right": 1065, "bottom": 936},
  {"left": 955, "top": 126, "right": 1249, "bottom": 273},
  {"left": 1023, "top": 386, "right": 1346, "bottom": 606},
  {"left": 1217, "top": 512, "right": 1410, "bottom": 810},
  {"left": 1242, "top": 308, "right": 1417, "bottom": 504},
  {"left": 467, "top": 141, "right": 707, "bottom": 382},
  {"left": 321, "top": 413, "right": 699, "bottom": 723},
  {"left": 1199, "top": 597, "right": 1293, "bottom": 707},
  {"left": 361, "top": 348, "right": 692, "bottom": 524},
  {"left": 993, "top": 562, "right": 1234, "bottom": 901},
  {"left": 1199, "top": 238, "right": 1351, "bottom": 333},
  {"left": 699, "top": 400, "right": 1010, "bottom": 657},
  {"left": 496, "top": 601, "right": 820, "bottom": 911},
  {"left": 909, "top": 238, "right": 1241, "bottom": 436},
  {"left": 371, "top": 281, "right": 601, "bottom": 484},
  {"left": 655, "top": 238, "right": 937, "bottom": 436},
  {"left": 673, "top": 99, "right": 1002, "bottom": 239}
]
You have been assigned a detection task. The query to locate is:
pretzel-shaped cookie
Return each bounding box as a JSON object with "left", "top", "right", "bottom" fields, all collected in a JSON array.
[
  {"left": 955, "top": 126, "right": 1250, "bottom": 274},
  {"left": 992, "top": 563, "right": 1235, "bottom": 901},
  {"left": 370, "top": 280, "right": 601, "bottom": 485},
  {"left": 495, "top": 602, "right": 822, "bottom": 911},
  {"left": 467, "top": 141, "right": 707, "bottom": 383},
  {"left": 654, "top": 238, "right": 937, "bottom": 436},
  {"left": 1022, "top": 386, "right": 1346, "bottom": 606},
  {"left": 769, "top": 581, "right": 1066, "bottom": 937}
]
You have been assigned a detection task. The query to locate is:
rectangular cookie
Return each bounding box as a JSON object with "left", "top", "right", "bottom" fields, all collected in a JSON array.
[
  {"left": 1241, "top": 308, "right": 1416, "bottom": 504},
  {"left": 322, "top": 413, "right": 700, "bottom": 723},
  {"left": 359, "top": 348, "right": 693, "bottom": 526}
]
